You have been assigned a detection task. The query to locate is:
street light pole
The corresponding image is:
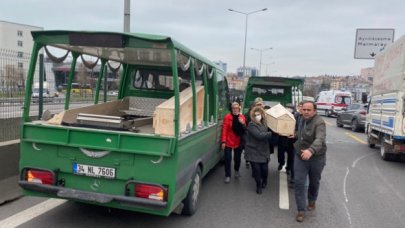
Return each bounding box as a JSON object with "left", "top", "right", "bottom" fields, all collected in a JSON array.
[
  {"left": 228, "top": 8, "right": 268, "bottom": 77},
  {"left": 251, "top": 47, "right": 272, "bottom": 76}
]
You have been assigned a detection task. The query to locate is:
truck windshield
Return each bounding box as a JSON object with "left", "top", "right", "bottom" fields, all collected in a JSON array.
[{"left": 251, "top": 86, "right": 285, "bottom": 96}]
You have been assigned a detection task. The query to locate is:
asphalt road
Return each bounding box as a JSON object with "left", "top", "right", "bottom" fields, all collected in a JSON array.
[{"left": 1, "top": 116, "right": 405, "bottom": 228}]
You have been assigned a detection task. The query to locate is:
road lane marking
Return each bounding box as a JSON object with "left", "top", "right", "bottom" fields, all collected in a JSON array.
[
  {"left": 0, "top": 139, "right": 20, "bottom": 147},
  {"left": 345, "top": 132, "right": 367, "bottom": 145},
  {"left": 279, "top": 171, "right": 289, "bottom": 210},
  {"left": 352, "top": 153, "right": 374, "bottom": 168},
  {"left": 343, "top": 202, "right": 352, "bottom": 225},
  {"left": 343, "top": 167, "right": 349, "bottom": 203},
  {"left": 0, "top": 198, "right": 66, "bottom": 227},
  {"left": 343, "top": 167, "right": 353, "bottom": 226}
]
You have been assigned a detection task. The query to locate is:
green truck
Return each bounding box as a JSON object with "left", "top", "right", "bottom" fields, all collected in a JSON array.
[
  {"left": 19, "top": 30, "right": 230, "bottom": 216},
  {"left": 242, "top": 76, "right": 304, "bottom": 113}
]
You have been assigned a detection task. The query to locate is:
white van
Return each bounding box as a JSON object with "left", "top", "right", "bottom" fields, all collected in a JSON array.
[{"left": 316, "top": 90, "right": 352, "bottom": 116}]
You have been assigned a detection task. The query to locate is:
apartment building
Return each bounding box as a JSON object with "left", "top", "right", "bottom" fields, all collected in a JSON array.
[{"left": 0, "top": 20, "right": 44, "bottom": 91}]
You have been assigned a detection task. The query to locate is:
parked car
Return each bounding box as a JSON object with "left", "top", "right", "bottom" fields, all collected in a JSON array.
[
  {"left": 336, "top": 103, "right": 367, "bottom": 132},
  {"left": 31, "top": 88, "right": 50, "bottom": 98}
]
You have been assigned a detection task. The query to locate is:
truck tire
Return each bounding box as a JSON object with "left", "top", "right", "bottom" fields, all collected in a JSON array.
[
  {"left": 367, "top": 136, "right": 375, "bottom": 148},
  {"left": 367, "top": 125, "right": 376, "bottom": 148},
  {"left": 182, "top": 168, "right": 202, "bottom": 216},
  {"left": 325, "top": 110, "right": 330, "bottom": 117},
  {"left": 380, "top": 138, "right": 394, "bottom": 161}
]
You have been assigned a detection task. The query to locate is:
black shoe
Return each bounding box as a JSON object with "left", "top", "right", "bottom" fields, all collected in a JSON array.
[
  {"left": 278, "top": 164, "right": 283, "bottom": 171},
  {"left": 256, "top": 187, "right": 262, "bottom": 194}
]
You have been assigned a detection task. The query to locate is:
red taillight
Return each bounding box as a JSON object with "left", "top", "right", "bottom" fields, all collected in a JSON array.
[
  {"left": 359, "top": 111, "right": 366, "bottom": 116},
  {"left": 27, "top": 170, "right": 54, "bottom": 185},
  {"left": 394, "top": 145, "right": 405, "bottom": 152},
  {"left": 135, "top": 184, "right": 167, "bottom": 201}
]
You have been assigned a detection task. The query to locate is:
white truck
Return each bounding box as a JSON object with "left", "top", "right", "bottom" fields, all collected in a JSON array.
[
  {"left": 315, "top": 90, "right": 352, "bottom": 116},
  {"left": 366, "top": 35, "right": 405, "bottom": 161}
]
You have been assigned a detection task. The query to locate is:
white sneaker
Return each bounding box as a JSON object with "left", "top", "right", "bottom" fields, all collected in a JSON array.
[
  {"left": 235, "top": 171, "right": 240, "bottom": 178},
  {"left": 224, "top": 177, "right": 231, "bottom": 183}
]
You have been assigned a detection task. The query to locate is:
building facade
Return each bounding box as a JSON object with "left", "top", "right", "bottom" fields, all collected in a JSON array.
[
  {"left": 360, "top": 67, "right": 373, "bottom": 81},
  {"left": 236, "top": 66, "right": 258, "bottom": 77},
  {"left": 0, "top": 21, "right": 44, "bottom": 92},
  {"left": 213, "top": 60, "right": 227, "bottom": 73},
  {"left": 0, "top": 20, "right": 43, "bottom": 54}
]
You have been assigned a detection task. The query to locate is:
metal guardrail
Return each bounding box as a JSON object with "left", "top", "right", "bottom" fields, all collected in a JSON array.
[{"left": 0, "top": 48, "right": 118, "bottom": 142}]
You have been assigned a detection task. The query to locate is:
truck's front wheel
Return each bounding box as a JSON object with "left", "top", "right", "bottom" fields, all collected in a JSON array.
[{"left": 182, "top": 168, "right": 202, "bottom": 216}]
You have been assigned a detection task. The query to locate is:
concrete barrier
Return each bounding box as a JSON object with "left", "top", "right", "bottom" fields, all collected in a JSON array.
[{"left": 0, "top": 141, "right": 21, "bottom": 205}]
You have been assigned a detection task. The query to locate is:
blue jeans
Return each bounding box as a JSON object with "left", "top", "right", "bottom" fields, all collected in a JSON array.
[{"left": 294, "top": 153, "right": 326, "bottom": 212}]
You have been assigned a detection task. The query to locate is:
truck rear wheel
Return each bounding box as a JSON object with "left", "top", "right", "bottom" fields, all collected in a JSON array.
[
  {"left": 182, "top": 168, "right": 202, "bottom": 216},
  {"left": 367, "top": 136, "right": 375, "bottom": 148},
  {"left": 380, "top": 138, "right": 394, "bottom": 161},
  {"left": 367, "top": 125, "right": 376, "bottom": 148}
]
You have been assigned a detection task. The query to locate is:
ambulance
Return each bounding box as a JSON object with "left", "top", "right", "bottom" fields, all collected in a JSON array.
[{"left": 315, "top": 90, "right": 352, "bottom": 116}]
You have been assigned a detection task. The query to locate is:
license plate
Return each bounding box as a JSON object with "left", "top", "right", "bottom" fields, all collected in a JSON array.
[{"left": 73, "top": 163, "right": 116, "bottom": 179}]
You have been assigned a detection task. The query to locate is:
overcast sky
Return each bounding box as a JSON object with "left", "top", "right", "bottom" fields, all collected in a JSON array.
[{"left": 1, "top": 0, "right": 404, "bottom": 76}]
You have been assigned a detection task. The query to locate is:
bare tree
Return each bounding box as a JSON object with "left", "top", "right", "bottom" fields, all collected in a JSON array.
[{"left": 3, "top": 64, "right": 23, "bottom": 97}]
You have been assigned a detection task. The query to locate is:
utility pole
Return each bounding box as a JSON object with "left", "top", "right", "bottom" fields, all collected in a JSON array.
[
  {"left": 228, "top": 8, "right": 268, "bottom": 77},
  {"left": 124, "top": 0, "right": 130, "bottom": 32}
]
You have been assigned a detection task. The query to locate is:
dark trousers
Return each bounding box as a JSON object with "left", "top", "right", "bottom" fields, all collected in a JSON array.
[
  {"left": 250, "top": 161, "right": 269, "bottom": 188},
  {"left": 286, "top": 146, "right": 295, "bottom": 178},
  {"left": 277, "top": 137, "right": 295, "bottom": 176},
  {"left": 294, "top": 154, "right": 326, "bottom": 211},
  {"left": 224, "top": 146, "right": 242, "bottom": 177}
]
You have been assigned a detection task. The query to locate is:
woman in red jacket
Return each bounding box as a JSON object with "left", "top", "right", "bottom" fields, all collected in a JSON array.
[{"left": 221, "top": 102, "right": 246, "bottom": 183}]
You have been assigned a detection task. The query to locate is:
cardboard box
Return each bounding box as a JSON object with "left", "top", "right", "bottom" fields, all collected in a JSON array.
[
  {"left": 265, "top": 104, "right": 296, "bottom": 136},
  {"left": 153, "top": 86, "right": 205, "bottom": 136}
]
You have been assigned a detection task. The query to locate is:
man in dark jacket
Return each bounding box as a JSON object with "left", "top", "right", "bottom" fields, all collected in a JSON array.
[{"left": 293, "top": 101, "right": 326, "bottom": 223}]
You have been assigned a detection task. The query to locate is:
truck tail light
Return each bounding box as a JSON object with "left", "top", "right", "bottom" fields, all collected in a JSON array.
[
  {"left": 394, "top": 145, "right": 405, "bottom": 152},
  {"left": 26, "top": 169, "right": 55, "bottom": 185},
  {"left": 135, "top": 184, "right": 167, "bottom": 201}
]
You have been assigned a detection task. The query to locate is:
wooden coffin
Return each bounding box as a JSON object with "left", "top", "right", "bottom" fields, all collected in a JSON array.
[
  {"left": 153, "top": 86, "right": 205, "bottom": 136},
  {"left": 265, "top": 104, "right": 296, "bottom": 136}
]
